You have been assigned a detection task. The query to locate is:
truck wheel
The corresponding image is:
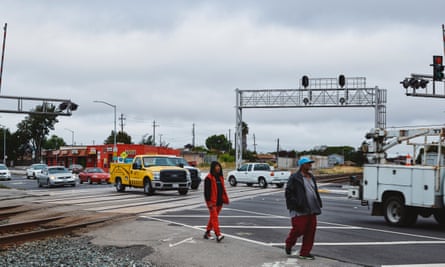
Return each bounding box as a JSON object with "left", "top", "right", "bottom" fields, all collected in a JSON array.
[
  {"left": 191, "top": 182, "right": 199, "bottom": 190},
  {"left": 178, "top": 188, "right": 188, "bottom": 195},
  {"left": 258, "top": 177, "right": 268, "bottom": 188},
  {"left": 433, "top": 209, "right": 445, "bottom": 225},
  {"left": 384, "top": 195, "right": 417, "bottom": 226},
  {"left": 228, "top": 176, "right": 237, "bottom": 186},
  {"left": 143, "top": 179, "right": 154, "bottom": 196},
  {"left": 115, "top": 178, "right": 126, "bottom": 192}
]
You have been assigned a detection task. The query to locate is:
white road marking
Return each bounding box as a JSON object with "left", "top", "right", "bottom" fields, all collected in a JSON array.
[{"left": 168, "top": 237, "right": 194, "bottom": 247}]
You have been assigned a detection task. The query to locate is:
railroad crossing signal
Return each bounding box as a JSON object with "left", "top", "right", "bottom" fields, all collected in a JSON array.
[
  {"left": 432, "top": 55, "right": 444, "bottom": 81},
  {"left": 400, "top": 77, "right": 428, "bottom": 89}
]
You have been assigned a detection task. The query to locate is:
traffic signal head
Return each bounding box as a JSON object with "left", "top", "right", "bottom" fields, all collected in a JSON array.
[
  {"left": 401, "top": 78, "right": 410, "bottom": 89},
  {"left": 338, "top": 74, "right": 346, "bottom": 88},
  {"left": 301, "top": 75, "right": 309, "bottom": 88},
  {"left": 433, "top": 55, "right": 444, "bottom": 81}
]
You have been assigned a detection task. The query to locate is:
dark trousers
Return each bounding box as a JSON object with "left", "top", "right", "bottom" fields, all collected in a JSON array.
[
  {"left": 285, "top": 214, "right": 317, "bottom": 256},
  {"left": 206, "top": 205, "right": 222, "bottom": 236}
]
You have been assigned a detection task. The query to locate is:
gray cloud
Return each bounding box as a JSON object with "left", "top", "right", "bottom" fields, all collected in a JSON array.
[{"left": 1, "top": 0, "right": 445, "bottom": 152}]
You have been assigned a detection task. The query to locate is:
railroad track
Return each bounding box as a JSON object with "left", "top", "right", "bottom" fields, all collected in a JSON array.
[{"left": 0, "top": 205, "right": 126, "bottom": 250}]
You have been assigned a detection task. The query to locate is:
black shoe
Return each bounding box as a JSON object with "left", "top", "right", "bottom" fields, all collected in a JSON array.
[
  {"left": 298, "top": 254, "right": 315, "bottom": 260},
  {"left": 216, "top": 235, "right": 224, "bottom": 242},
  {"left": 203, "top": 231, "right": 214, "bottom": 240},
  {"left": 285, "top": 247, "right": 292, "bottom": 255}
]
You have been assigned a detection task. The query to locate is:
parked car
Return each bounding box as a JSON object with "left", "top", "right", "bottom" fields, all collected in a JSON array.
[
  {"left": 68, "top": 164, "right": 84, "bottom": 174},
  {"left": 0, "top": 164, "right": 11, "bottom": 180},
  {"left": 167, "top": 156, "right": 202, "bottom": 189},
  {"left": 78, "top": 167, "right": 110, "bottom": 184},
  {"left": 37, "top": 166, "right": 76, "bottom": 188},
  {"left": 26, "top": 163, "right": 48, "bottom": 179}
]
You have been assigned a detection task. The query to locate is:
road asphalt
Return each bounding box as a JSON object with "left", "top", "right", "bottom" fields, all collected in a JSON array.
[{"left": 0, "top": 176, "right": 364, "bottom": 267}]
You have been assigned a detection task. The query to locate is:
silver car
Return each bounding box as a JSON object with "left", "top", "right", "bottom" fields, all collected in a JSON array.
[
  {"left": 26, "top": 163, "right": 48, "bottom": 179},
  {"left": 0, "top": 164, "right": 11, "bottom": 180},
  {"left": 37, "top": 166, "right": 76, "bottom": 187}
]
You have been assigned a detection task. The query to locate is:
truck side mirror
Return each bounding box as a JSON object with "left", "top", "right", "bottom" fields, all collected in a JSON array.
[
  {"left": 132, "top": 163, "right": 140, "bottom": 169},
  {"left": 178, "top": 163, "right": 184, "bottom": 168}
]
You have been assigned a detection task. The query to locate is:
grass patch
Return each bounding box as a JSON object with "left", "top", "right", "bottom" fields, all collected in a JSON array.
[
  {"left": 0, "top": 183, "right": 11, "bottom": 189},
  {"left": 316, "top": 166, "right": 362, "bottom": 175}
]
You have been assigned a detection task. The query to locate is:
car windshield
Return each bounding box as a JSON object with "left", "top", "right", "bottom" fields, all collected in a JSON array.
[
  {"left": 33, "top": 164, "right": 46, "bottom": 170},
  {"left": 88, "top": 168, "right": 104, "bottom": 173},
  {"left": 169, "top": 157, "right": 189, "bottom": 166},
  {"left": 0, "top": 165, "right": 7, "bottom": 170},
  {"left": 143, "top": 156, "right": 176, "bottom": 167},
  {"left": 48, "top": 167, "right": 68, "bottom": 174}
]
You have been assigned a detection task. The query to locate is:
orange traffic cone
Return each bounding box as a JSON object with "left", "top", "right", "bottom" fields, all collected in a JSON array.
[{"left": 406, "top": 154, "right": 412, "bottom": 166}]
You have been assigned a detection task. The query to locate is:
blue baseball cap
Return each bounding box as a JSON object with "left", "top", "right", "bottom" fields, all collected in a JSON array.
[{"left": 298, "top": 157, "right": 314, "bottom": 166}]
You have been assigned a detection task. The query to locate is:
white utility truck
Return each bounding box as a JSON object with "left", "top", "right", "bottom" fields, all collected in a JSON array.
[{"left": 351, "top": 126, "right": 445, "bottom": 226}]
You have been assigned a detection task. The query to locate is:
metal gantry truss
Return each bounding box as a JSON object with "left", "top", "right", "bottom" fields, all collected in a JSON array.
[
  {"left": 0, "top": 95, "right": 78, "bottom": 116},
  {"left": 235, "top": 77, "right": 387, "bottom": 168}
]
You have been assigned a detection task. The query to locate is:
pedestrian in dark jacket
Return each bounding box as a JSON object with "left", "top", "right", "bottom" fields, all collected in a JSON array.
[
  {"left": 284, "top": 157, "right": 322, "bottom": 260},
  {"left": 203, "top": 161, "right": 229, "bottom": 242}
]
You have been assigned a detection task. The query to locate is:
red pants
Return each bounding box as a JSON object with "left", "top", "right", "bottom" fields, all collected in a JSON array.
[
  {"left": 206, "top": 205, "right": 222, "bottom": 236},
  {"left": 285, "top": 214, "right": 317, "bottom": 256}
]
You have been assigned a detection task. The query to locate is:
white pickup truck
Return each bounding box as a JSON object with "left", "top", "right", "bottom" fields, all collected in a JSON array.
[{"left": 227, "top": 163, "right": 290, "bottom": 188}]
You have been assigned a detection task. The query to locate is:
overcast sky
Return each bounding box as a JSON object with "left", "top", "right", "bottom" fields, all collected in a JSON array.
[{"left": 1, "top": 0, "right": 445, "bottom": 154}]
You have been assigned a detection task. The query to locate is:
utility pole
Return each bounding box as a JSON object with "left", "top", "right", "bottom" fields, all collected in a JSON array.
[
  {"left": 152, "top": 120, "right": 159, "bottom": 146},
  {"left": 119, "top": 113, "right": 126, "bottom": 133},
  {"left": 192, "top": 123, "right": 195, "bottom": 148},
  {"left": 0, "top": 23, "right": 7, "bottom": 94},
  {"left": 276, "top": 138, "right": 280, "bottom": 168},
  {"left": 253, "top": 133, "right": 257, "bottom": 153}
]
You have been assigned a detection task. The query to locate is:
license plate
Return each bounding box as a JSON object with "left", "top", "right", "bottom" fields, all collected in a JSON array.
[{"left": 172, "top": 184, "right": 178, "bottom": 188}]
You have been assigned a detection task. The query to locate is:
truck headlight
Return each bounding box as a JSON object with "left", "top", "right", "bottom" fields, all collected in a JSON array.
[{"left": 153, "top": 171, "right": 160, "bottom": 180}]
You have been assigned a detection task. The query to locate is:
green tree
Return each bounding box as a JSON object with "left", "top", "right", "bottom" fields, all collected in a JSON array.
[
  {"left": 206, "top": 134, "right": 231, "bottom": 152},
  {"left": 43, "top": 135, "right": 66, "bottom": 149},
  {"left": 104, "top": 131, "right": 132, "bottom": 144},
  {"left": 140, "top": 134, "right": 154, "bottom": 145},
  {"left": 15, "top": 103, "right": 59, "bottom": 162}
]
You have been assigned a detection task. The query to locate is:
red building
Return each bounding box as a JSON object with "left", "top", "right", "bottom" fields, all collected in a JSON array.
[{"left": 43, "top": 144, "right": 181, "bottom": 171}]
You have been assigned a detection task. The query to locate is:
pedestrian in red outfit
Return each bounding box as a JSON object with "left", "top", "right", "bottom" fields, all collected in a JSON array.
[
  {"left": 284, "top": 157, "right": 322, "bottom": 260},
  {"left": 203, "top": 161, "right": 229, "bottom": 242}
]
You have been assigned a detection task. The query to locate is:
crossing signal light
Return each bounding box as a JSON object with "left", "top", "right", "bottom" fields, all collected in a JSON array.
[
  {"left": 400, "top": 78, "right": 428, "bottom": 89},
  {"left": 301, "top": 75, "right": 309, "bottom": 88},
  {"left": 433, "top": 55, "right": 444, "bottom": 81},
  {"left": 338, "top": 74, "right": 345, "bottom": 88}
]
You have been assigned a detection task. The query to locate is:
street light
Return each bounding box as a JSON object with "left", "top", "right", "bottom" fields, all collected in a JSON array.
[
  {"left": 65, "top": 128, "right": 74, "bottom": 146},
  {"left": 93, "top": 100, "right": 117, "bottom": 162}
]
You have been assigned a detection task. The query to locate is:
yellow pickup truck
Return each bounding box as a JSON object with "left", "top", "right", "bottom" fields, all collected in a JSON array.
[{"left": 109, "top": 154, "right": 191, "bottom": 195}]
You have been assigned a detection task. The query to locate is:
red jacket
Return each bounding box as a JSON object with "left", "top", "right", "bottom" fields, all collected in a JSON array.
[{"left": 204, "top": 174, "right": 229, "bottom": 207}]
